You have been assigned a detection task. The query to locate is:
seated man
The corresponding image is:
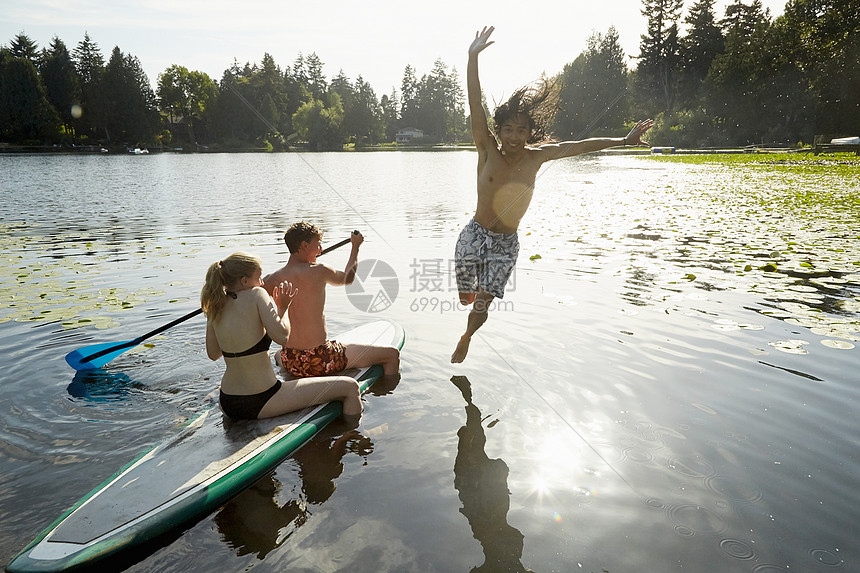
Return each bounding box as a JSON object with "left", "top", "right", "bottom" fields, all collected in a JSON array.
[{"left": 264, "top": 221, "right": 400, "bottom": 378}]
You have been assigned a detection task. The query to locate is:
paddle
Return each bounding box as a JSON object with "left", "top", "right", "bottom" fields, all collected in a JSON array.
[
  {"left": 319, "top": 230, "right": 359, "bottom": 255},
  {"left": 65, "top": 231, "right": 360, "bottom": 370}
]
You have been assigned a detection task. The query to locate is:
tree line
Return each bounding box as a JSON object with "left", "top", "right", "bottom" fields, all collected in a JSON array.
[
  {"left": 0, "top": 32, "right": 466, "bottom": 151},
  {"left": 1, "top": 0, "right": 858, "bottom": 150},
  {"left": 643, "top": 0, "right": 857, "bottom": 145},
  {"left": 556, "top": 0, "right": 858, "bottom": 146}
]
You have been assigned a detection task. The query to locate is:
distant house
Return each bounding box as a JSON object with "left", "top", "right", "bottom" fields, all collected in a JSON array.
[{"left": 396, "top": 127, "right": 424, "bottom": 144}]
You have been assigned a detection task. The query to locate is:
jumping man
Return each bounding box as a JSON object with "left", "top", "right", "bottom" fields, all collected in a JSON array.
[{"left": 451, "top": 26, "right": 653, "bottom": 363}]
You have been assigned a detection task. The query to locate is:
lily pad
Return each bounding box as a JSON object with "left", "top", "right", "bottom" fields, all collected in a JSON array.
[
  {"left": 768, "top": 339, "right": 809, "bottom": 354},
  {"left": 821, "top": 339, "right": 855, "bottom": 350}
]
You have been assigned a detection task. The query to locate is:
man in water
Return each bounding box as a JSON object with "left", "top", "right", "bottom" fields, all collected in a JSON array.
[
  {"left": 264, "top": 221, "right": 400, "bottom": 377},
  {"left": 451, "top": 26, "right": 653, "bottom": 363}
]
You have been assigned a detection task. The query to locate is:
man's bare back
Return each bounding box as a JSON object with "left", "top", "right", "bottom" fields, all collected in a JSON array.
[
  {"left": 264, "top": 230, "right": 361, "bottom": 349},
  {"left": 266, "top": 224, "right": 400, "bottom": 377},
  {"left": 264, "top": 260, "right": 329, "bottom": 349}
]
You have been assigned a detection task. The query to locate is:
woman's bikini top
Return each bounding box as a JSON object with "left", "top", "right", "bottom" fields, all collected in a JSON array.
[
  {"left": 220, "top": 291, "right": 273, "bottom": 358},
  {"left": 221, "top": 333, "right": 272, "bottom": 358}
]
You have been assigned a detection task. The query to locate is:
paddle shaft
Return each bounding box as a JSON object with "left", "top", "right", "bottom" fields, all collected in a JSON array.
[
  {"left": 77, "top": 231, "right": 359, "bottom": 364},
  {"left": 319, "top": 230, "right": 359, "bottom": 256},
  {"left": 80, "top": 308, "right": 203, "bottom": 362}
]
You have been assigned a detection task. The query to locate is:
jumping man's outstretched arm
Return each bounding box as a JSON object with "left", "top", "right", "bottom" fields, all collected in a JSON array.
[
  {"left": 534, "top": 119, "right": 654, "bottom": 162},
  {"left": 468, "top": 26, "right": 496, "bottom": 154}
]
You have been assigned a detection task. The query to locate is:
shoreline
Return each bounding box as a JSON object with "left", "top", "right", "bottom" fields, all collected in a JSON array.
[{"left": 3, "top": 143, "right": 858, "bottom": 162}]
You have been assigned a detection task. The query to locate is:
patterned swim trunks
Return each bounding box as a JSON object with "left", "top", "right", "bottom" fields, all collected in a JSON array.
[
  {"left": 454, "top": 219, "right": 519, "bottom": 299},
  {"left": 279, "top": 340, "right": 349, "bottom": 377}
]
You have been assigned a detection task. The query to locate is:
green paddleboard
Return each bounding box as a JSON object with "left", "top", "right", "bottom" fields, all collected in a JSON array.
[{"left": 7, "top": 320, "right": 405, "bottom": 573}]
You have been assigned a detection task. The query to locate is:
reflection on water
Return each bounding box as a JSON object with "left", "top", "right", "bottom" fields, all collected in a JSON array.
[
  {"left": 214, "top": 421, "right": 373, "bottom": 560},
  {"left": 452, "top": 376, "right": 529, "bottom": 573},
  {"left": 66, "top": 369, "right": 146, "bottom": 401}
]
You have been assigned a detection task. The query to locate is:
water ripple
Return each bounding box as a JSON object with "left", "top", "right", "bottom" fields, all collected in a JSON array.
[
  {"left": 665, "top": 503, "right": 726, "bottom": 535},
  {"left": 809, "top": 548, "right": 844, "bottom": 567},
  {"left": 704, "top": 475, "right": 763, "bottom": 504},
  {"left": 719, "top": 538, "right": 756, "bottom": 560}
]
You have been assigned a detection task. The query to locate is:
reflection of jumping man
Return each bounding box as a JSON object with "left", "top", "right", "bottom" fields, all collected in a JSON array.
[
  {"left": 452, "top": 26, "right": 653, "bottom": 362},
  {"left": 452, "top": 375, "right": 530, "bottom": 573}
]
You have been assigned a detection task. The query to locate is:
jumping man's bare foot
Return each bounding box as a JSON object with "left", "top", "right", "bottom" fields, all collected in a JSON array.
[
  {"left": 459, "top": 292, "right": 476, "bottom": 306},
  {"left": 451, "top": 334, "right": 471, "bottom": 363}
]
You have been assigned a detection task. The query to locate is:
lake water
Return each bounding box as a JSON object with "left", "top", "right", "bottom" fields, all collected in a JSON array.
[{"left": 0, "top": 151, "right": 857, "bottom": 572}]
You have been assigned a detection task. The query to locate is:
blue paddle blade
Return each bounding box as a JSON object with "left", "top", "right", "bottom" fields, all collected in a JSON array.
[{"left": 65, "top": 340, "right": 137, "bottom": 370}]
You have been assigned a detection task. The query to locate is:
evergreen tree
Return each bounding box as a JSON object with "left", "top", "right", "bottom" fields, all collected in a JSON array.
[
  {"left": 72, "top": 32, "right": 105, "bottom": 140},
  {"left": 400, "top": 64, "right": 418, "bottom": 128},
  {"left": 10, "top": 32, "right": 39, "bottom": 65},
  {"left": 721, "top": 0, "right": 770, "bottom": 35},
  {"left": 39, "top": 36, "right": 80, "bottom": 136},
  {"left": 417, "top": 63, "right": 445, "bottom": 141},
  {"left": 0, "top": 54, "right": 58, "bottom": 142},
  {"left": 705, "top": 0, "right": 773, "bottom": 143},
  {"left": 397, "top": 60, "right": 464, "bottom": 143},
  {"left": 380, "top": 88, "right": 399, "bottom": 142},
  {"left": 215, "top": 71, "right": 254, "bottom": 142},
  {"left": 283, "top": 62, "right": 311, "bottom": 133},
  {"left": 637, "top": 0, "right": 684, "bottom": 112},
  {"left": 252, "top": 53, "right": 288, "bottom": 136},
  {"left": 678, "top": 0, "right": 724, "bottom": 107},
  {"left": 555, "top": 28, "right": 629, "bottom": 139},
  {"left": 259, "top": 91, "right": 279, "bottom": 142},
  {"left": 330, "top": 69, "right": 357, "bottom": 140},
  {"left": 555, "top": 55, "right": 587, "bottom": 139},
  {"left": 352, "top": 75, "right": 382, "bottom": 144},
  {"left": 329, "top": 69, "right": 352, "bottom": 97},
  {"left": 447, "top": 66, "right": 467, "bottom": 143},
  {"left": 760, "top": 12, "right": 817, "bottom": 142},
  {"left": 213, "top": 53, "right": 297, "bottom": 146},
  {"left": 292, "top": 53, "right": 307, "bottom": 85},
  {"left": 305, "top": 52, "right": 327, "bottom": 100},
  {"left": 72, "top": 32, "right": 104, "bottom": 85},
  {"left": 100, "top": 46, "right": 159, "bottom": 145},
  {"left": 779, "top": 0, "right": 860, "bottom": 135},
  {"left": 414, "top": 59, "right": 459, "bottom": 142}
]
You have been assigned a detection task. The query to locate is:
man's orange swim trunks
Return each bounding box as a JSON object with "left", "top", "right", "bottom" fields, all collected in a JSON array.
[{"left": 279, "top": 340, "right": 349, "bottom": 377}]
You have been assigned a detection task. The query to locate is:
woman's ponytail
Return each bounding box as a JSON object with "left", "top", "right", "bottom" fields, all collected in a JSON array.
[
  {"left": 200, "top": 253, "right": 262, "bottom": 322},
  {"left": 201, "top": 260, "right": 227, "bottom": 320}
]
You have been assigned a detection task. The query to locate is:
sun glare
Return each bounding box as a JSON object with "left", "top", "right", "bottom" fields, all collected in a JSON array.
[{"left": 524, "top": 430, "right": 598, "bottom": 504}]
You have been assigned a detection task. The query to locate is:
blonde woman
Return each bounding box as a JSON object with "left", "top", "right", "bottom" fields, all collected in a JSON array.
[{"left": 201, "top": 252, "right": 362, "bottom": 420}]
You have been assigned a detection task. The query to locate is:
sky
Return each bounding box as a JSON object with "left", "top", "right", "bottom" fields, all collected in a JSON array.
[{"left": 1, "top": 0, "right": 786, "bottom": 105}]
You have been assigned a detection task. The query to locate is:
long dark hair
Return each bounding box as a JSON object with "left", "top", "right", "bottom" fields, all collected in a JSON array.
[{"left": 493, "top": 77, "right": 560, "bottom": 145}]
